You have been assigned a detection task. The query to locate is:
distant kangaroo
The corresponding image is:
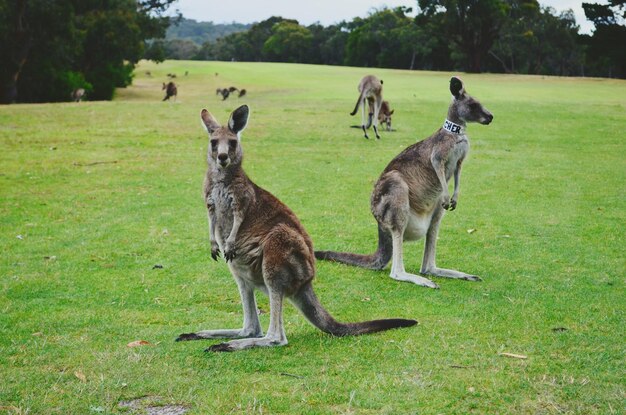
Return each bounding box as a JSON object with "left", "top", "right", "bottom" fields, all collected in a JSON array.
[
  {"left": 162, "top": 82, "right": 177, "bottom": 101},
  {"left": 316, "top": 77, "right": 493, "bottom": 289},
  {"left": 216, "top": 88, "right": 230, "bottom": 100},
  {"left": 378, "top": 100, "right": 394, "bottom": 131},
  {"left": 71, "top": 88, "right": 85, "bottom": 102},
  {"left": 176, "top": 105, "right": 417, "bottom": 351},
  {"left": 351, "top": 75, "right": 384, "bottom": 139}
]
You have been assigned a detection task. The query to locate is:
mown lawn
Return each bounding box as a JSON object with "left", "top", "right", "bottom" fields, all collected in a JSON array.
[{"left": 1, "top": 60, "right": 624, "bottom": 414}]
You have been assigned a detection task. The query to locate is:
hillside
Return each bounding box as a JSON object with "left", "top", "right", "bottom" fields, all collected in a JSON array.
[{"left": 166, "top": 17, "right": 251, "bottom": 45}]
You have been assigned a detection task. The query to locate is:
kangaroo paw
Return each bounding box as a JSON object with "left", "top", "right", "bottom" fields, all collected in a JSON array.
[
  {"left": 176, "top": 332, "right": 203, "bottom": 342},
  {"left": 206, "top": 343, "right": 234, "bottom": 352}
]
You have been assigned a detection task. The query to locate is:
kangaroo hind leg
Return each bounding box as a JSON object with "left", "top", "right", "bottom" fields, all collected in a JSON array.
[
  {"left": 206, "top": 247, "right": 299, "bottom": 351},
  {"left": 420, "top": 206, "right": 481, "bottom": 282},
  {"left": 373, "top": 173, "right": 438, "bottom": 288},
  {"left": 361, "top": 97, "right": 369, "bottom": 139},
  {"left": 207, "top": 285, "right": 287, "bottom": 352},
  {"left": 176, "top": 273, "right": 263, "bottom": 342},
  {"left": 372, "top": 95, "right": 382, "bottom": 139}
]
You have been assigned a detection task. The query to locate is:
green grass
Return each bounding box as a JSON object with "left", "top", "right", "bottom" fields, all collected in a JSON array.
[{"left": 1, "top": 60, "right": 624, "bottom": 414}]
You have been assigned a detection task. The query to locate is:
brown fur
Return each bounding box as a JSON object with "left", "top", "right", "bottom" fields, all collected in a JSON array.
[
  {"left": 378, "top": 100, "right": 394, "bottom": 131},
  {"left": 162, "top": 82, "right": 177, "bottom": 101},
  {"left": 176, "top": 105, "right": 417, "bottom": 351}
]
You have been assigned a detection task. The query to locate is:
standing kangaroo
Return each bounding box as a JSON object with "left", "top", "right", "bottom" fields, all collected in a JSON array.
[
  {"left": 351, "top": 75, "right": 384, "bottom": 139},
  {"left": 162, "top": 82, "right": 177, "bottom": 101},
  {"left": 176, "top": 105, "right": 417, "bottom": 352},
  {"left": 316, "top": 77, "right": 493, "bottom": 289}
]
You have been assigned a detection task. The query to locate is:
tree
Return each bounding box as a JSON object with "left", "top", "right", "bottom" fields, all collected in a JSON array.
[
  {"left": 263, "top": 21, "right": 313, "bottom": 63},
  {"left": 581, "top": 1, "right": 626, "bottom": 78},
  {"left": 344, "top": 7, "right": 426, "bottom": 69},
  {"left": 489, "top": 2, "right": 583, "bottom": 76},
  {"left": 418, "top": 0, "right": 509, "bottom": 72},
  {"left": 0, "top": 0, "right": 176, "bottom": 104}
]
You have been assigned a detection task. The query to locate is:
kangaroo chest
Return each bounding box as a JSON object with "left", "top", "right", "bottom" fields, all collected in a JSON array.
[
  {"left": 443, "top": 136, "right": 469, "bottom": 181},
  {"left": 208, "top": 182, "right": 237, "bottom": 242}
]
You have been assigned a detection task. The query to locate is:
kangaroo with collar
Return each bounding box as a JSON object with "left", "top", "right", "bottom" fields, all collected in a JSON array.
[
  {"left": 350, "top": 75, "right": 384, "bottom": 139},
  {"left": 176, "top": 105, "right": 417, "bottom": 351},
  {"left": 316, "top": 77, "right": 493, "bottom": 289}
]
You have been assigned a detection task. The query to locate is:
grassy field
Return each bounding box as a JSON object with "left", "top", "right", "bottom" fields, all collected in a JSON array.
[{"left": 1, "top": 60, "right": 624, "bottom": 414}]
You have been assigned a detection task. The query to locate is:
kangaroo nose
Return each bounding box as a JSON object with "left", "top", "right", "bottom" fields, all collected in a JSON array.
[{"left": 218, "top": 154, "right": 228, "bottom": 162}]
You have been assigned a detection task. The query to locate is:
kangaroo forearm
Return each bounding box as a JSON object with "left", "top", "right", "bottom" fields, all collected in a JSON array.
[{"left": 227, "top": 215, "right": 243, "bottom": 242}]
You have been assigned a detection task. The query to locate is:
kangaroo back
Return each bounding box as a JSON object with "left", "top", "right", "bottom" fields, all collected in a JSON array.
[{"left": 290, "top": 283, "right": 417, "bottom": 336}]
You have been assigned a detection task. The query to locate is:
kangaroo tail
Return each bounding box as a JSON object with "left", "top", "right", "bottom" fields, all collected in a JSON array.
[
  {"left": 350, "top": 91, "right": 364, "bottom": 116},
  {"left": 314, "top": 224, "right": 392, "bottom": 270},
  {"left": 290, "top": 283, "right": 417, "bottom": 337}
]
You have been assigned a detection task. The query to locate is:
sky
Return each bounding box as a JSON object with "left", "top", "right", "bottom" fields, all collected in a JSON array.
[{"left": 170, "top": 0, "right": 598, "bottom": 34}]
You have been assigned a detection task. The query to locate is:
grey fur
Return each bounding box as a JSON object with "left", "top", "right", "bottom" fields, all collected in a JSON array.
[
  {"left": 350, "top": 75, "right": 384, "bottom": 139},
  {"left": 316, "top": 76, "right": 493, "bottom": 288}
]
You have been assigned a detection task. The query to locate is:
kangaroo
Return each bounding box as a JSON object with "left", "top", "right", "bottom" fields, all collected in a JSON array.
[
  {"left": 238, "top": 89, "right": 247, "bottom": 98},
  {"left": 71, "top": 88, "right": 85, "bottom": 102},
  {"left": 216, "top": 88, "right": 230, "bottom": 100},
  {"left": 316, "top": 77, "right": 493, "bottom": 289},
  {"left": 176, "top": 105, "right": 417, "bottom": 352},
  {"left": 162, "top": 82, "right": 177, "bottom": 101},
  {"left": 350, "top": 75, "right": 384, "bottom": 139},
  {"left": 378, "top": 100, "right": 394, "bottom": 131}
]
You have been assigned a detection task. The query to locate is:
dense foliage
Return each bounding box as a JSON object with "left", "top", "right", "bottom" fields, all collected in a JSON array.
[
  {"left": 162, "top": 0, "right": 624, "bottom": 79},
  {"left": 0, "top": 0, "right": 176, "bottom": 103}
]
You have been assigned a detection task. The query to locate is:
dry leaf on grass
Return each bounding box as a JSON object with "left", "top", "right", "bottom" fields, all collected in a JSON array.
[
  {"left": 499, "top": 352, "right": 528, "bottom": 359},
  {"left": 127, "top": 340, "right": 152, "bottom": 348},
  {"left": 74, "top": 370, "right": 87, "bottom": 382}
]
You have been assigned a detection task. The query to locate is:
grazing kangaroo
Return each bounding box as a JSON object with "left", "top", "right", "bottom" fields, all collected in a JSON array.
[
  {"left": 378, "top": 100, "right": 394, "bottom": 131},
  {"left": 176, "top": 105, "right": 417, "bottom": 351},
  {"left": 216, "top": 88, "right": 230, "bottom": 100},
  {"left": 316, "top": 77, "right": 493, "bottom": 289},
  {"left": 238, "top": 89, "right": 247, "bottom": 98},
  {"left": 350, "top": 75, "right": 384, "bottom": 139},
  {"left": 162, "top": 82, "right": 177, "bottom": 101}
]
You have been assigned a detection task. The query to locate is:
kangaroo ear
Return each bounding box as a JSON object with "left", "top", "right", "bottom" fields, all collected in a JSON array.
[
  {"left": 389, "top": 109, "right": 395, "bottom": 115},
  {"left": 228, "top": 105, "right": 249, "bottom": 135},
  {"left": 200, "top": 109, "right": 220, "bottom": 134},
  {"left": 450, "top": 76, "right": 465, "bottom": 99}
]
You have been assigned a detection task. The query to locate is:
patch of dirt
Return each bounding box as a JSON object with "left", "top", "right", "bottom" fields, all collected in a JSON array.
[{"left": 118, "top": 396, "right": 189, "bottom": 415}]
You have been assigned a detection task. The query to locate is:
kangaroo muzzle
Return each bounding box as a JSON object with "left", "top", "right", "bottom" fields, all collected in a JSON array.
[
  {"left": 481, "top": 112, "right": 494, "bottom": 125},
  {"left": 217, "top": 153, "right": 229, "bottom": 167}
]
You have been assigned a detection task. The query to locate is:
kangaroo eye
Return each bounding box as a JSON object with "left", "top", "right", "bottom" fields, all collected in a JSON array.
[
  {"left": 229, "top": 140, "right": 238, "bottom": 149},
  {"left": 210, "top": 140, "right": 218, "bottom": 149},
  {"left": 470, "top": 103, "right": 480, "bottom": 110}
]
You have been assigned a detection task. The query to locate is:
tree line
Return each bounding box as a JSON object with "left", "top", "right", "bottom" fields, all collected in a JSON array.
[
  {"left": 154, "top": 0, "right": 625, "bottom": 79},
  {"left": 1, "top": 0, "right": 623, "bottom": 104}
]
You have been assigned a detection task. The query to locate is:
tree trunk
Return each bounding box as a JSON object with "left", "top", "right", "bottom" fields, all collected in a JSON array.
[{"left": 1, "top": 0, "right": 31, "bottom": 104}]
